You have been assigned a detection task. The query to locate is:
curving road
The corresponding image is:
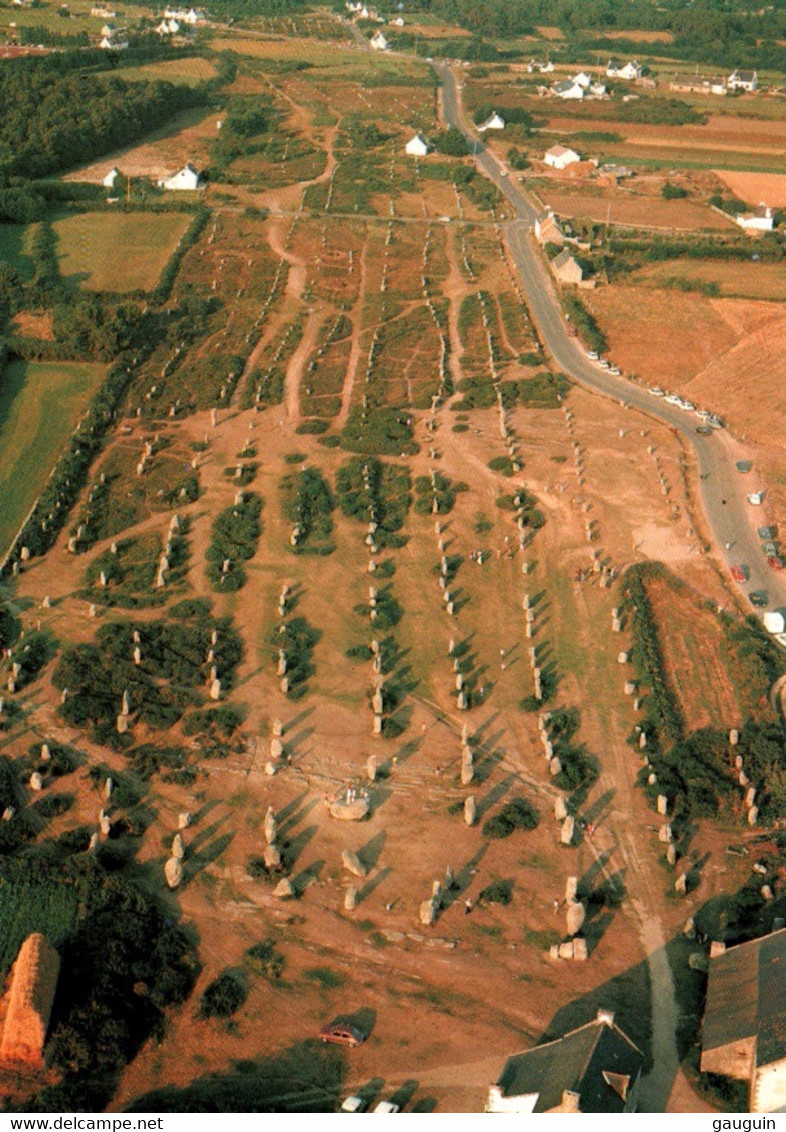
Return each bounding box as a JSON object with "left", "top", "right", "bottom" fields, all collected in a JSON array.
[{"left": 436, "top": 62, "right": 786, "bottom": 618}]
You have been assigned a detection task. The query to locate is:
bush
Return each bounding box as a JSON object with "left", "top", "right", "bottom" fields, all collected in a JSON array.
[
  {"left": 245, "top": 939, "right": 285, "bottom": 981},
  {"left": 199, "top": 969, "right": 248, "bottom": 1019},
  {"left": 482, "top": 797, "right": 539, "bottom": 839},
  {"left": 479, "top": 878, "right": 513, "bottom": 905},
  {"left": 662, "top": 182, "right": 688, "bottom": 200}
]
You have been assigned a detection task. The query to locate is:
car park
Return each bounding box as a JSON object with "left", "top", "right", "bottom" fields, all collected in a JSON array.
[{"left": 319, "top": 1023, "right": 365, "bottom": 1047}]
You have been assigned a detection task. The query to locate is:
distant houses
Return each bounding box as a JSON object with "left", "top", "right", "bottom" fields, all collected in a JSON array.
[
  {"left": 156, "top": 18, "right": 181, "bottom": 35},
  {"left": 552, "top": 77, "right": 585, "bottom": 100},
  {"left": 606, "top": 59, "right": 642, "bottom": 81},
  {"left": 477, "top": 111, "right": 505, "bottom": 132},
  {"left": 163, "top": 7, "right": 202, "bottom": 24},
  {"left": 486, "top": 1009, "right": 644, "bottom": 1113},
  {"left": 161, "top": 163, "right": 202, "bottom": 191},
  {"left": 736, "top": 204, "right": 775, "bottom": 232},
  {"left": 701, "top": 929, "right": 786, "bottom": 1111},
  {"left": 728, "top": 68, "right": 758, "bottom": 91},
  {"left": 527, "top": 58, "right": 553, "bottom": 74},
  {"left": 405, "top": 132, "right": 430, "bottom": 157},
  {"left": 544, "top": 144, "right": 580, "bottom": 170},
  {"left": 99, "top": 28, "right": 128, "bottom": 49},
  {"left": 671, "top": 73, "right": 727, "bottom": 96}
]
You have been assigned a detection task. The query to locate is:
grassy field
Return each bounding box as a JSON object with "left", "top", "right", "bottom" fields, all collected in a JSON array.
[
  {"left": 0, "top": 222, "right": 37, "bottom": 281},
  {"left": 112, "top": 57, "right": 217, "bottom": 86},
  {"left": 0, "top": 358, "right": 106, "bottom": 558},
  {"left": 54, "top": 211, "right": 193, "bottom": 292}
]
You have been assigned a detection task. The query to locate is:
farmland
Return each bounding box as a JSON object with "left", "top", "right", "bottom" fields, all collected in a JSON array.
[
  {"left": 0, "top": 5, "right": 783, "bottom": 1117},
  {"left": 0, "top": 359, "right": 106, "bottom": 558}
]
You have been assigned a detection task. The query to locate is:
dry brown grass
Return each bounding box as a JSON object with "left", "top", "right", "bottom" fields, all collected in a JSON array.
[
  {"left": 540, "top": 189, "right": 731, "bottom": 231},
  {"left": 714, "top": 170, "right": 786, "bottom": 207}
]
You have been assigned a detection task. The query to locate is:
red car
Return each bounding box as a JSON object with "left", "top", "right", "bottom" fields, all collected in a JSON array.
[
  {"left": 319, "top": 1023, "right": 365, "bottom": 1048},
  {"left": 730, "top": 566, "right": 747, "bottom": 582},
  {"left": 768, "top": 556, "right": 784, "bottom": 572}
]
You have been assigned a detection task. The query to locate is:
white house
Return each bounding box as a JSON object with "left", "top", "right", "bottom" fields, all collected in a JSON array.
[
  {"left": 534, "top": 209, "right": 565, "bottom": 245},
  {"left": 162, "top": 163, "right": 201, "bottom": 191},
  {"left": 392, "top": 16, "right": 404, "bottom": 26},
  {"left": 102, "top": 167, "right": 121, "bottom": 188},
  {"left": 728, "top": 68, "right": 758, "bottom": 91},
  {"left": 478, "top": 111, "right": 505, "bottom": 132},
  {"left": 736, "top": 204, "right": 774, "bottom": 232},
  {"left": 487, "top": 1010, "right": 643, "bottom": 1113},
  {"left": 606, "top": 59, "right": 642, "bottom": 80},
  {"left": 405, "top": 132, "right": 429, "bottom": 157},
  {"left": 527, "top": 58, "right": 553, "bottom": 73},
  {"left": 156, "top": 18, "right": 180, "bottom": 34},
  {"left": 164, "top": 6, "right": 201, "bottom": 23},
  {"left": 553, "top": 78, "right": 584, "bottom": 100},
  {"left": 99, "top": 31, "right": 127, "bottom": 48},
  {"left": 574, "top": 71, "right": 592, "bottom": 89},
  {"left": 370, "top": 29, "right": 388, "bottom": 50},
  {"left": 544, "top": 144, "right": 580, "bottom": 170},
  {"left": 590, "top": 82, "right": 607, "bottom": 97}
]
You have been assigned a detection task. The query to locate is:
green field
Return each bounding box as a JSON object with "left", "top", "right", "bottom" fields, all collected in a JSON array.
[
  {"left": 112, "top": 56, "right": 217, "bottom": 86},
  {"left": 54, "top": 211, "right": 193, "bottom": 292},
  {"left": 0, "top": 358, "right": 106, "bottom": 558},
  {"left": 0, "top": 222, "right": 37, "bottom": 281}
]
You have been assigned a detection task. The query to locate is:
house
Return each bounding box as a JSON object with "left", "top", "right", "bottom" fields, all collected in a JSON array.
[
  {"left": 736, "top": 204, "right": 774, "bottom": 232},
  {"left": 164, "top": 6, "right": 201, "bottom": 23},
  {"left": 405, "top": 132, "right": 430, "bottom": 157},
  {"left": 0, "top": 934, "right": 60, "bottom": 1069},
  {"left": 478, "top": 111, "right": 505, "bottom": 132},
  {"left": 728, "top": 69, "right": 758, "bottom": 92},
  {"left": 553, "top": 78, "right": 584, "bottom": 100},
  {"left": 589, "top": 82, "right": 607, "bottom": 98},
  {"left": 551, "top": 248, "right": 584, "bottom": 284},
  {"left": 534, "top": 209, "right": 565, "bottom": 246},
  {"left": 156, "top": 18, "right": 180, "bottom": 34},
  {"left": 606, "top": 59, "right": 642, "bottom": 81},
  {"left": 671, "top": 73, "right": 726, "bottom": 95},
  {"left": 574, "top": 71, "right": 592, "bottom": 89},
  {"left": 102, "top": 166, "right": 121, "bottom": 188},
  {"left": 527, "top": 59, "right": 553, "bottom": 74},
  {"left": 162, "top": 163, "right": 201, "bottom": 191},
  {"left": 99, "top": 31, "right": 127, "bottom": 48},
  {"left": 701, "top": 929, "right": 786, "bottom": 1111},
  {"left": 544, "top": 144, "right": 580, "bottom": 170},
  {"left": 370, "top": 29, "right": 388, "bottom": 50},
  {"left": 486, "top": 1009, "right": 643, "bottom": 1113},
  {"left": 392, "top": 16, "right": 404, "bottom": 25}
]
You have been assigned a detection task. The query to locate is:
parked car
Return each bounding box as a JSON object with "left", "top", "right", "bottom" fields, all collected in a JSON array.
[
  {"left": 373, "top": 1102, "right": 401, "bottom": 1114},
  {"left": 748, "top": 492, "right": 764, "bottom": 506},
  {"left": 678, "top": 400, "right": 695, "bottom": 412},
  {"left": 759, "top": 526, "right": 777, "bottom": 539},
  {"left": 763, "top": 542, "right": 778, "bottom": 557},
  {"left": 609, "top": 365, "right": 621, "bottom": 375},
  {"left": 320, "top": 1023, "right": 365, "bottom": 1048},
  {"left": 767, "top": 556, "right": 783, "bottom": 572},
  {"left": 648, "top": 387, "right": 665, "bottom": 397},
  {"left": 664, "top": 394, "right": 681, "bottom": 405},
  {"left": 730, "top": 565, "right": 748, "bottom": 582},
  {"left": 696, "top": 425, "right": 714, "bottom": 436},
  {"left": 598, "top": 359, "right": 611, "bottom": 369},
  {"left": 586, "top": 350, "right": 599, "bottom": 360},
  {"left": 749, "top": 589, "right": 769, "bottom": 607}
]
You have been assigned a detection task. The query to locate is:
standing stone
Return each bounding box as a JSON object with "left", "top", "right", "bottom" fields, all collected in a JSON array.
[
  {"left": 419, "top": 898, "right": 437, "bottom": 927},
  {"left": 172, "top": 833, "right": 185, "bottom": 860},
  {"left": 658, "top": 824, "right": 672, "bottom": 843},
  {"left": 729, "top": 729, "right": 739, "bottom": 746},
  {"left": 555, "top": 797, "right": 568, "bottom": 821},
  {"left": 178, "top": 811, "right": 192, "bottom": 830},
  {"left": 560, "top": 816, "right": 574, "bottom": 845},
  {"left": 675, "top": 873, "right": 687, "bottom": 895},
  {"left": 565, "top": 876, "right": 578, "bottom": 902},
  {"left": 264, "top": 843, "right": 282, "bottom": 870},
  {"left": 264, "top": 807, "right": 277, "bottom": 844},
  {"left": 274, "top": 877, "right": 295, "bottom": 899},
  {"left": 273, "top": 717, "right": 284, "bottom": 737},
  {"left": 29, "top": 772, "right": 44, "bottom": 792},
  {"left": 566, "top": 901, "right": 585, "bottom": 937},
  {"left": 342, "top": 848, "right": 367, "bottom": 878},
  {"left": 464, "top": 796, "right": 477, "bottom": 826},
  {"left": 270, "top": 737, "right": 284, "bottom": 760},
  {"left": 165, "top": 857, "right": 183, "bottom": 889},
  {"left": 367, "top": 755, "right": 377, "bottom": 782},
  {"left": 748, "top": 806, "right": 758, "bottom": 826},
  {"left": 344, "top": 886, "right": 359, "bottom": 911},
  {"left": 657, "top": 794, "right": 668, "bottom": 816},
  {"left": 573, "top": 937, "right": 588, "bottom": 961},
  {"left": 210, "top": 679, "right": 221, "bottom": 701},
  {"left": 667, "top": 843, "right": 677, "bottom": 866}
]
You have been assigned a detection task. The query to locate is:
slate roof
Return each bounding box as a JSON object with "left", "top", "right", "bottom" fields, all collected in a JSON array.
[
  {"left": 496, "top": 1015, "right": 643, "bottom": 1112},
  {"left": 704, "top": 929, "right": 786, "bottom": 1068}
]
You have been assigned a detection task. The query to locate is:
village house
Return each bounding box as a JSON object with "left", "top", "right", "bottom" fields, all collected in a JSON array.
[
  {"left": 606, "top": 59, "right": 642, "bottom": 81},
  {"left": 486, "top": 1010, "right": 644, "bottom": 1113},
  {"left": 527, "top": 58, "right": 553, "bottom": 74},
  {"left": 162, "top": 163, "right": 202, "bottom": 191},
  {"left": 671, "top": 73, "right": 726, "bottom": 95},
  {"left": 0, "top": 934, "right": 60, "bottom": 1069},
  {"left": 552, "top": 78, "right": 585, "bottom": 100},
  {"left": 163, "top": 6, "right": 201, "bottom": 24},
  {"left": 701, "top": 929, "right": 786, "bottom": 1111},
  {"left": 544, "top": 144, "right": 580, "bottom": 170},
  {"left": 405, "top": 132, "right": 430, "bottom": 157},
  {"left": 370, "top": 29, "right": 388, "bottom": 51},
  {"left": 102, "top": 166, "right": 122, "bottom": 188},
  {"left": 534, "top": 209, "right": 566, "bottom": 245},
  {"left": 477, "top": 111, "right": 505, "bottom": 132},
  {"left": 736, "top": 204, "right": 775, "bottom": 232},
  {"left": 551, "top": 248, "right": 584, "bottom": 285},
  {"left": 156, "top": 18, "right": 180, "bottom": 35},
  {"left": 728, "top": 69, "right": 758, "bottom": 92}
]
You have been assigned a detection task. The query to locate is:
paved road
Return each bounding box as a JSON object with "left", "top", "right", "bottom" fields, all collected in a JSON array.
[{"left": 436, "top": 62, "right": 786, "bottom": 619}]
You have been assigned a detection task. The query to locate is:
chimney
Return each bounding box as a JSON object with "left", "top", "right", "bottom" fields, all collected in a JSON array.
[
  {"left": 561, "top": 1090, "right": 581, "bottom": 1113},
  {"left": 596, "top": 1008, "right": 615, "bottom": 1027}
]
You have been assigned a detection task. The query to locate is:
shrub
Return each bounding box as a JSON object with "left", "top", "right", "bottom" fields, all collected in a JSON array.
[
  {"left": 198, "top": 969, "right": 248, "bottom": 1019},
  {"left": 245, "top": 939, "right": 285, "bottom": 981},
  {"left": 482, "top": 797, "right": 538, "bottom": 838},
  {"left": 480, "top": 878, "right": 513, "bottom": 905}
]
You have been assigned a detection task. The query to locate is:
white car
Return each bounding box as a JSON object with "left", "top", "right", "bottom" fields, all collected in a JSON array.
[
  {"left": 695, "top": 409, "right": 711, "bottom": 421},
  {"left": 598, "top": 359, "right": 611, "bottom": 370},
  {"left": 586, "top": 351, "right": 599, "bottom": 360},
  {"left": 648, "top": 387, "right": 665, "bottom": 397},
  {"left": 664, "top": 394, "right": 681, "bottom": 406},
  {"left": 748, "top": 492, "right": 764, "bottom": 506},
  {"left": 341, "top": 1097, "right": 367, "bottom": 1113},
  {"left": 373, "top": 1102, "right": 401, "bottom": 1114},
  {"left": 609, "top": 366, "right": 621, "bottom": 376},
  {"left": 678, "top": 400, "right": 695, "bottom": 412}
]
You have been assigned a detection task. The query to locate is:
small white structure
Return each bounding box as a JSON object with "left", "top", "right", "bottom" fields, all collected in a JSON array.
[
  {"left": 728, "top": 68, "right": 758, "bottom": 92},
  {"left": 162, "top": 163, "right": 201, "bottom": 191},
  {"left": 534, "top": 209, "right": 566, "bottom": 245},
  {"left": 405, "top": 132, "right": 430, "bottom": 157},
  {"left": 527, "top": 59, "right": 554, "bottom": 74},
  {"left": 606, "top": 59, "right": 642, "bottom": 80},
  {"left": 552, "top": 78, "right": 585, "bottom": 100},
  {"left": 544, "top": 144, "right": 580, "bottom": 170},
  {"left": 478, "top": 111, "right": 505, "bottom": 132},
  {"left": 370, "top": 29, "right": 388, "bottom": 50},
  {"left": 164, "top": 6, "right": 201, "bottom": 23},
  {"left": 102, "top": 167, "right": 121, "bottom": 189},
  {"left": 156, "top": 17, "right": 180, "bottom": 34},
  {"left": 99, "top": 31, "right": 128, "bottom": 48},
  {"left": 392, "top": 15, "right": 404, "bottom": 25},
  {"left": 574, "top": 71, "right": 593, "bottom": 89},
  {"left": 736, "top": 205, "right": 774, "bottom": 232}
]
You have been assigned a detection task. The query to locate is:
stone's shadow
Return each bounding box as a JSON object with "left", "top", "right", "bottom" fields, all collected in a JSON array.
[
  {"left": 358, "top": 829, "right": 385, "bottom": 871},
  {"left": 358, "top": 866, "right": 391, "bottom": 904}
]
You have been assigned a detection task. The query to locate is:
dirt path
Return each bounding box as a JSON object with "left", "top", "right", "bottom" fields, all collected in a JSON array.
[
  {"left": 443, "top": 226, "right": 469, "bottom": 389},
  {"left": 284, "top": 308, "right": 322, "bottom": 423},
  {"left": 337, "top": 232, "right": 369, "bottom": 426}
]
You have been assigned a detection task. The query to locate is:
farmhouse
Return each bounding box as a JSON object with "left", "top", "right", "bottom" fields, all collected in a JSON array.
[
  {"left": 671, "top": 73, "right": 726, "bottom": 95},
  {"left": 102, "top": 166, "right": 122, "bottom": 188},
  {"left": 164, "top": 6, "right": 201, "bottom": 23},
  {"left": 370, "top": 30, "right": 388, "bottom": 50},
  {"left": 736, "top": 205, "right": 774, "bottom": 232},
  {"left": 0, "top": 934, "right": 60, "bottom": 1068},
  {"left": 156, "top": 18, "right": 180, "bottom": 35},
  {"left": 162, "top": 163, "right": 202, "bottom": 191},
  {"left": 728, "top": 69, "right": 758, "bottom": 92},
  {"left": 405, "top": 133, "right": 430, "bottom": 157},
  {"left": 99, "top": 28, "right": 128, "bottom": 49},
  {"left": 527, "top": 59, "right": 553, "bottom": 73},
  {"left": 701, "top": 929, "right": 786, "bottom": 1111},
  {"left": 552, "top": 78, "right": 585, "bottom": 100},
  {"left": 478, "top": 111, "right": 505, "bottom": 132},
  {"left": 486, "top": 1009, "right": 643, "bottom": 1113},
  {"left": 534, "top": 209, "right": 565, "bottom": 245},
  {"left": 551, "top": 248, "right": 584, "bottom": 285},
  {"left": 544, "top": 145, "right": 580, "bottom": 170},
  {"left": 606, "top": 60, "right": 642, "bottom": 80}
]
